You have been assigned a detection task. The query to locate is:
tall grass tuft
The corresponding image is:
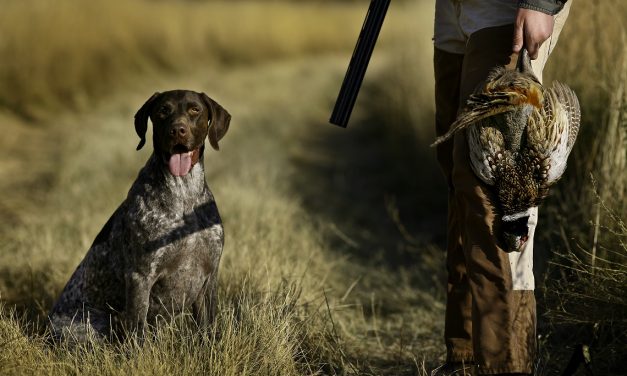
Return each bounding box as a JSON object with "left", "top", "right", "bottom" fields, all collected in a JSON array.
[
  {"left": 0, "top": 280, "right": 347, "bottom": 375},
  {"left": 541, "top": 40, "right": 627, "bottom": 375}
]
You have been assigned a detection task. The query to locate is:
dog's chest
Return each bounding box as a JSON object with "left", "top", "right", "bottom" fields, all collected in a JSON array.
[
  {"left": 129, "top": 196, "right": 222, "bottom": 308},
  {"left": 125, "top": 177, "right": 222, "bottom": 274},
  {"left": 150, "top": 210, "right": 221, "bottom": 309},
  {"left": 117, "top": 163, "right": 223, "bottom": 308},
  {"left": 130, "top": 192, "right": 221, "bottom": 261}
]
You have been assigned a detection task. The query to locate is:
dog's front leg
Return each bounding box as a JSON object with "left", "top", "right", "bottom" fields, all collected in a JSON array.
[
  {"left": 192, "top": 294, "right": 209, "bottom": 330},
  {"left": 193, "top": 273, "right": 219, "bottom": 330},
  {"left": 193, "top": 278, "right": 212, "bottom": 330},
  {"left": 124, "top": 271, "right": 153, "bottom": 337}
]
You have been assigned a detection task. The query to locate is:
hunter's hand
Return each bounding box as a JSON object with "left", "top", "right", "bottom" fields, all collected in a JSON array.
[{"left": 512, "top": 8, "right": 555, "bottom": 60}]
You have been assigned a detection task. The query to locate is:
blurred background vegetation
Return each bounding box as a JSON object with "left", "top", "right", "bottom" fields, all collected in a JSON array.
[{"left": 0, "top": 0, "right": 625, "bottom": 375}]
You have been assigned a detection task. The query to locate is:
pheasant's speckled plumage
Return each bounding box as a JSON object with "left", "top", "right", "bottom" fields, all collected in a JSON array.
[{"left": 433, "top": 49, "right": 580, "bottom": 251}]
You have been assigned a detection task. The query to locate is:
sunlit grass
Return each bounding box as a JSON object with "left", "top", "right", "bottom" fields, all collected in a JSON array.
[
  {"left": 0, "top": 0, "right": 371, "bottom": 119},
  {"left": 1, "top": 0, "right": 625, "bottom": 374},
  {"left": 0, "top": 2, "right": 442, "bottom": 371}
]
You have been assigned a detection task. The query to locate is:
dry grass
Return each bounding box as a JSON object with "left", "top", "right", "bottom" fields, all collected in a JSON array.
[
  {"left": 0, "top": 58, "right": 348, "bottom": 374},
  {"left": 2, "top": 0, "right": 625, "bottom": 374},
  {"left": 539, "top": 8, "right": 627, "bottom": 371},
  {"left": 1, "top": 1, "right": 444, "bottom": 374},
  {"left": 0, "top": 0, "right": 371, "bottom": 119},
  {"left": 0, "top": 286, "right": 320, "bottom": 375}
]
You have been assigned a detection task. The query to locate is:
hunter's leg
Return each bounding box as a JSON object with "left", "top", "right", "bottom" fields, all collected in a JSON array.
[
  {"left": 455, "top": 24, "right": 536, "bottom": 374},
  {"left": 434, "top": 47, "right": 475, "bottom": 364},
  {"left": 434, "top": 0, "right": 475, "bottom": 365}
]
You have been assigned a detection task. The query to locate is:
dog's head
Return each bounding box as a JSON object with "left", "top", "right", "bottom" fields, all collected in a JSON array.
[{"left": 133, "top": 90, "right": 231, "bottom": 177}]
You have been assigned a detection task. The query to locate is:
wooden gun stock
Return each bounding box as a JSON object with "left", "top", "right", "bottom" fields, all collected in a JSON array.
[{"left": 329, "top": 0, "right": 391, "bottom": 128}]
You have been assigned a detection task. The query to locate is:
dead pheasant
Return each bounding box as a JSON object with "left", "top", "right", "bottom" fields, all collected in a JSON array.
[{"left": 433, "top": 49, "right": 581, "bottom": 252}]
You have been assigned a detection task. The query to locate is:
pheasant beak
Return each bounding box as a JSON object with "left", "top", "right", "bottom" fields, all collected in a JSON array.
[
  {"left": 517, "top": 234, "right": 529, "bottom": 252},
  {"left": 504, "top": 232, "right": 529, "bottom": 253},
  {"left": 501, "top": 214, "right": 531, "bottom": 252}
]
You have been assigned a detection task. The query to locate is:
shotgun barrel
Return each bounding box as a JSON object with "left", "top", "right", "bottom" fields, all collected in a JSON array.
[{"left": 329, "top": 0, "right": 391, "bottom": 128}]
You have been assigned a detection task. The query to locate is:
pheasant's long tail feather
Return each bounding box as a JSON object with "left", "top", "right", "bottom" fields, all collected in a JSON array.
[{"left": 431, "top": 91, "right": 527, "bottom": 147}]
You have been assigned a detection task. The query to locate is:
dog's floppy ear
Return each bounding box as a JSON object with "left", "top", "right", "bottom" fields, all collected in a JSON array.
[
  {"left": 201, "top": 93, "right": 231, "bottom": 151},
  {"left": 134, "top": 92, "right": 160, "bottom": 150}
]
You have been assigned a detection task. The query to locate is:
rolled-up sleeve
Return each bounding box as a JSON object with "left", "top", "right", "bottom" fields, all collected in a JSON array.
[{"left": 518, "top": 0, "right": 567, "bottom": 15}]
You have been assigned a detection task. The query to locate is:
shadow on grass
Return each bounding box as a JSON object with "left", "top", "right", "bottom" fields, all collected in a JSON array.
[
  {"left": 290, "top": 82, "right": 447, "bottom": 271},
  {"left": 289, "top": 82, "right": 449, "bottom": 374},
  {"left": 0, "top": 264, "right": 58, "bottom": 334}
]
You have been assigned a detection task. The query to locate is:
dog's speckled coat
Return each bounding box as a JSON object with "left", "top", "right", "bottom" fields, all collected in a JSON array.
[{"left": 49, "top": 90, "right": 231, "bottom": 342}]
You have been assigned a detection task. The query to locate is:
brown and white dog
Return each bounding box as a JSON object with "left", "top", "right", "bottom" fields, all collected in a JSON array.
[{"left": 49, "top": 90, "right": 230, "bottom": 342}]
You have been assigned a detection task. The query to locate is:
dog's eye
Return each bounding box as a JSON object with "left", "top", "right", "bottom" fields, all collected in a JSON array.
[
  {"left": 189, "top": 107, "right": 201, "bottom": 115},
  {"left": 158, "top": 106, "right": 171, "bottom": 117}
]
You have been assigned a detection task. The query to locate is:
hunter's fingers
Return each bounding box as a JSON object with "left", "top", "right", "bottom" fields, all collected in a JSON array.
[
  {"left": 512, "top": 19, "right": 524, "bottom": 54},
  {"left": 526, "top": 37, "right": 540, "bottom": 60},
  {"left": 513, "top": 8, "right": 555, "bottom": 60}
]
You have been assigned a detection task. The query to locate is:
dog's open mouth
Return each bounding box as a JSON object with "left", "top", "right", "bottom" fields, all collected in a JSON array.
[{"left": 165, "top": 145, "right": 200, "bottom": 177}]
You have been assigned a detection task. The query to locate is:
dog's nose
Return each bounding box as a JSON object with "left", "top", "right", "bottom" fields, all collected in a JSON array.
[{"left": 170, "top": 124, "right": 187, "bottom": 137}]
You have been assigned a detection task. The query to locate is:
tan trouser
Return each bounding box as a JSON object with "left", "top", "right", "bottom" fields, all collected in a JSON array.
[{"left": 433, "top": 1, "right": 571, "bottom": 374}]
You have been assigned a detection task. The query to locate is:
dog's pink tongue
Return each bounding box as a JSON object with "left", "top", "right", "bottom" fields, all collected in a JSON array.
[{"left": 168, "top": 152, "right": 193, "bottom": 177}]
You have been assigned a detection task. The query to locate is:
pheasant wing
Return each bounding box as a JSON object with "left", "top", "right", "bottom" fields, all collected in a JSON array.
[
  {"left": 528, "top": 81, "right": 580, "bottom": 186},
  {"left": 467, "top": 121, "right": 507, "bottom": 186},
  {"left": 551, "top": 81, "right": 581, "bottom": 151}
]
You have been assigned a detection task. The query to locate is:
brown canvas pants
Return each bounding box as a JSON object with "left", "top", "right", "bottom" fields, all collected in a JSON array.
[{"left": 433, "top": 3, "right": 571, "bottom": 374}]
